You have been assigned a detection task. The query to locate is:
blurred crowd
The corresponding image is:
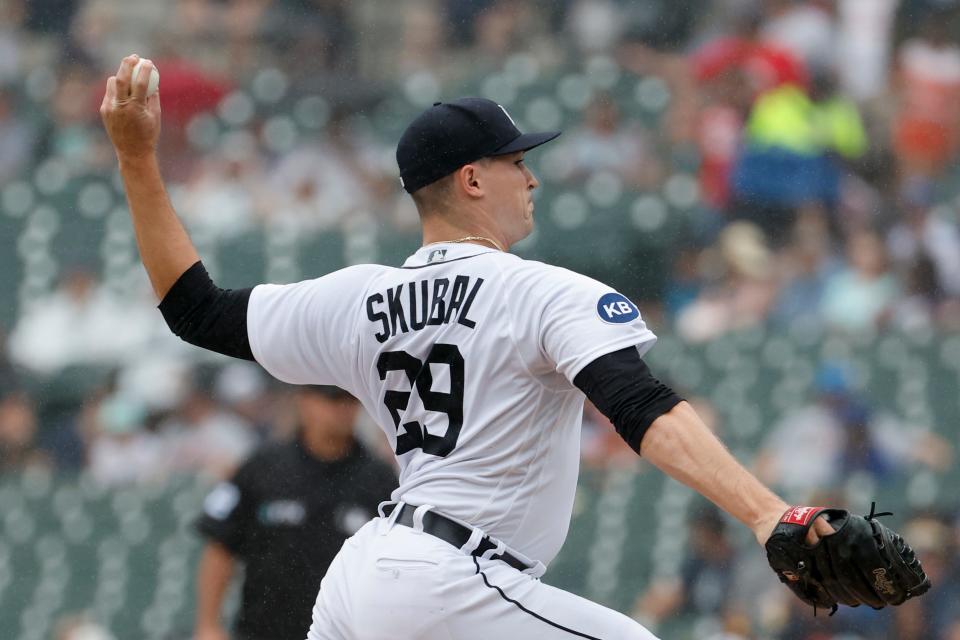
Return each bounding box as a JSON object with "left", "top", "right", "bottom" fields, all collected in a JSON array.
[
  {"left": 0, "top": 0, "right": 958, "bottom": 359},
  {"left": 3, "top": 0, "right": 960, "bottom": 638},
  {"left": 577, "top": 356, "right": 958, "bottom": 639},
  {"left": 633, "top": 501, "right": 960, "bottom": 640},
  {"left": 1, "top": 0, "right": 960, "bottom": 341},
  {"left": 621, "top": 359, "right": 960, "bottom": 639},
  {"left": 0, "top": 352, "right": 385, "bottom": 483}
]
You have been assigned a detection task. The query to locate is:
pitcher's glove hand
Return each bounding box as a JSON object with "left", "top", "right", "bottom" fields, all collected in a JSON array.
[{"left": 764, "top": 504, "right": 931, "bottom": 614}]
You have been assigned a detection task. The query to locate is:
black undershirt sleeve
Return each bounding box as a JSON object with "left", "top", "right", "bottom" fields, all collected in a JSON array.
[
  {"left": 157, "top": 261, "right": 255, "bottom": 361},
  {"left": 573, "top": 347, "right": 684, "bottom": 454}
]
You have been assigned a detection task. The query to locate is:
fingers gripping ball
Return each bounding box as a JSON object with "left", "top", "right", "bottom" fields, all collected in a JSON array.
[
  {"left": 132, "top": 59, "right": 159, "bottom": 97},
  {"left": 100, "top": 55, "right": 162, "bottom": 158},
  {"left": 765, "top": 504, "right": 932, "bottom": 614}
]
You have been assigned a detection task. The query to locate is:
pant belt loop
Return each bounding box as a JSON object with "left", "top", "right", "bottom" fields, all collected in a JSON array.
[
  {"left": 379, "top": 500, "right": 404, "bottom": 535},
  {"left": 411, "top": 504, "right": 434, "bottom": 533},
  {"left": 376, "top": 500, "right": 394, "bottom": 518},
  {"left": 459, "top": 527, "right": 485, "bottom": 555},
  {"left": 481, "top": 539, "right": 506, "bottom": 561},
  {"left": 524, "top": 560, "right": 547, "bottom": 579}
]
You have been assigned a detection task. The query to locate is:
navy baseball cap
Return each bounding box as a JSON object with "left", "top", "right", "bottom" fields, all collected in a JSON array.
[{"left": 396, "top": 97, "right": 561, "bottom": 194}]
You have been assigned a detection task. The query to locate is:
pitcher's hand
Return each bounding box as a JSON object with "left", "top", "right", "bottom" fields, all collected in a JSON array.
[
  {"left": 754, "top": 507, "right": 835, "bottom": 546},
  {"left": 804, "top": 514, "right": 836, "bottom": 545},
  {"left": 100, "top": 54, "right": 161, "bottom": 161}
]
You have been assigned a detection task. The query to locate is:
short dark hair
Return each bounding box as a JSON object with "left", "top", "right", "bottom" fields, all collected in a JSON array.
[
  {"left": 411, "top": 173, "right": 455, "bottom": 216},
  {"left": 409, "top": 157, "right": 495, "bottom": 216}
]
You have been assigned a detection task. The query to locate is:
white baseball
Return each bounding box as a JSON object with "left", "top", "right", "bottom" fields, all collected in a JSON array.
[{"left": 132, "top": 59, "right": 160, "bottom": 97}]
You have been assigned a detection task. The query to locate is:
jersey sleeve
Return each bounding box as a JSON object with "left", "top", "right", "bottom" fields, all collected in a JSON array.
[
  {"left": 246, "top": 265, "right": 377, "bottom": 387},
  {"left": 194, "top": 462, "right": 256, "bottom": 555},
  {"left": 511, "top": 262, "right": 657, "bottom": 384}
]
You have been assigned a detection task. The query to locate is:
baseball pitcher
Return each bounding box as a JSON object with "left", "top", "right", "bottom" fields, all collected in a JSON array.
[{"left": 100, "top": 55, "right": 929, "bottom": 639}]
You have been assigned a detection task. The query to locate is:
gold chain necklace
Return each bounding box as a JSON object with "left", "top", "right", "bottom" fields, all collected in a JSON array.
[{"left": 425, "top": 236, "right": 505, "bottom": 252}]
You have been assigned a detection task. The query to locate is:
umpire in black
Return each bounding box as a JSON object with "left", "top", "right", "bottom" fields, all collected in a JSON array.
[{"left": 193, "top": 385, "right": 397, "bottom": 640}]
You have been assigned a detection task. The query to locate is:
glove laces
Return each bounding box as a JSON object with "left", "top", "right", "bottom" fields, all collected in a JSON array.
[{"left": 866, "top": 501, "right": 893, "bottom": 521}]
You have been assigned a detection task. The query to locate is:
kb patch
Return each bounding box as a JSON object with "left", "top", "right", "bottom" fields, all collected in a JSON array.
[{"left": 597, "top": 293, "right": 639, "bottom": 324}]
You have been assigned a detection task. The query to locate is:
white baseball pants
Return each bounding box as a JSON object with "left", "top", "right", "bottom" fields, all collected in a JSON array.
[{"left": 305, "top": 512, "right": 659, "bottom": 640}]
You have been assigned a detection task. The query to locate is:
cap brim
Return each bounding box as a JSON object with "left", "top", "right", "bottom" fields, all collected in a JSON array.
[{"left": 491, "top": 131, "right": 561, "bottom": 156}]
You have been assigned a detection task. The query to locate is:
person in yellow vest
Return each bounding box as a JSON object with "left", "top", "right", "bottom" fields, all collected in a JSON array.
[{"left": 730, "top": 70, "right": 867, "bottom": 244}]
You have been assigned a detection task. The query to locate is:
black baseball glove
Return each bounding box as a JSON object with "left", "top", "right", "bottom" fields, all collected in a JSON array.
[{"left": 764, "top": 504, "right": 931, "bottom": 614}]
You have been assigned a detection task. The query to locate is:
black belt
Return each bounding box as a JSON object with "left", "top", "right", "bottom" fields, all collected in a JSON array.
[{"left": 383, "top": 503, "right": 531, "bottom": 572}]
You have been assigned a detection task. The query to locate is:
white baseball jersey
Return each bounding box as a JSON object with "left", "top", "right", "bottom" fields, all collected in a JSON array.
[{"left": 247, "top": 242, "right": 656, "bottom": 565}]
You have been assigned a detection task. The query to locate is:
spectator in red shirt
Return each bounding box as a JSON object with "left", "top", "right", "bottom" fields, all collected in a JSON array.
[{"left": 893, "top": 8, "right": 960, "bottom": 179}]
